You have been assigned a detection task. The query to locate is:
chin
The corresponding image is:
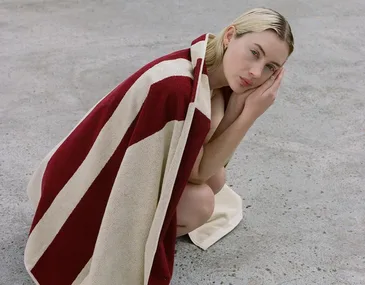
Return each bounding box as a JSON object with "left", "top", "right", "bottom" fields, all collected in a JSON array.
[{"left": 228, "top": 81, "right": 248, "bottom": 94}]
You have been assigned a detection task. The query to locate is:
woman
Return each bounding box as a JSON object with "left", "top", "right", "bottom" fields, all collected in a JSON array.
[
  {"left": 177, "top": 8, "right": 294, "bottom": 236},
  {"left": 24, "top": 7, "right": 294, "bottom": 285}
]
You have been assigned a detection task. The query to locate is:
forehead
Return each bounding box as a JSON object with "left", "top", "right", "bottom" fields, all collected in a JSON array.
[{"left": 240, "top": 30, "right": 289, "bottom": 63}]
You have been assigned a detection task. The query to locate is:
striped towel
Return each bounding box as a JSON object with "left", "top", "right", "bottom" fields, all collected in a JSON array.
[{"left": 24, "top": 34, "right": 212, "bottom": 285}]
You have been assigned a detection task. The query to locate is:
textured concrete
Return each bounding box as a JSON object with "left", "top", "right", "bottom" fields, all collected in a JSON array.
[{"left": 1, "top": 0, "right": 364, "bottom": 284}]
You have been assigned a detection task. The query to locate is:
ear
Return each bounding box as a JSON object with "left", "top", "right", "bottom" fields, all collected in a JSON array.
[{"left": 223, "top": 25, "right": 236, "bottom": 47}]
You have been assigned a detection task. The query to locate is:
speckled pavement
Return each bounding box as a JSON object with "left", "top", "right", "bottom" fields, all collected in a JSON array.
[{"left": 1, "top": 1, "right": 364, "bottom": 284}]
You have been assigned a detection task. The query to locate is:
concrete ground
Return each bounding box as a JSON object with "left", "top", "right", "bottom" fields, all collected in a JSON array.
[{"left": 1, "top": 0, "right": 364, "bottom": 284}]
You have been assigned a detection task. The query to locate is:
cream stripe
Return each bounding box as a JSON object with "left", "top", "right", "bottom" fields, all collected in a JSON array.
[
  {"left": 84, "top": 121, "right": 181, "bottom": 285},
  {"left": 72, "top": 258, "right": 91, "bottom": 285},
  {"left": 24, "top": 58, "right": 194, "bottom": 271},
  {"left": 190, "top": 39, "right": 206, "bottom": 68}
]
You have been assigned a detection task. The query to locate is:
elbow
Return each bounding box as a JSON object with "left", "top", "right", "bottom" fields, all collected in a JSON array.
[
  {"left": 188, "top": 176, "right": 205, "bottom": 185},
  {"left": 188, "top": 147, "right": 206, "bottom": 184},
  {"left": 188, "top": 170, "right": 206, "bottom": 185}
]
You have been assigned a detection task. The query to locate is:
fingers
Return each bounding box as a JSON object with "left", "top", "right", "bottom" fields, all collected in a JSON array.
[
  {"left": 272, "top": 69, "right": 285, "bottom": 99},
  {"left": 271, "top": 68, "right": 282, "bottom": 80},
  {"left": 246, "top": 68, "right": 285, "bottom": 102},
  {"left": 271, "top": 68, "right": 285, "bottom": 90},
  {"left": 261, "top": 68, "right": 284, "bottom": 103},
  {"left": 257, "top": 68, "right": 282, "bottom": 93},
  {"left": 263, "top": 68, "right": 284, "bottom": 98},
  {"left": 269, "top": 68, "right": 284, "bottom": 87}
]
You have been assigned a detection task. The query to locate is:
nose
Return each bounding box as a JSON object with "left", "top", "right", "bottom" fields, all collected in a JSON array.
[{"left": 249, "top": 64, "right": 263, "bottom": 79}]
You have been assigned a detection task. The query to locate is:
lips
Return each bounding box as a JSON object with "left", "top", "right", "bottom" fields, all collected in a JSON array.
[{"left": 239, "top": 77, "right": 253, "bottom": 87}]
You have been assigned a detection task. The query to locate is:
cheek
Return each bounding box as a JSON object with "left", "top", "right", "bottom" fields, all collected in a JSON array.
[
  {"left": 222, "top": 50, "right": 237, "bottom": 77},
  {"left": 225, "top": 50, "right": 248, "bottom": 75}
]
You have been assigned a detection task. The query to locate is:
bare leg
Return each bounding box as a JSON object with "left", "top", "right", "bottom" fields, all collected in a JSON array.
[
  {"left": 176, "top": 167, "right": 226, "bottom": 237},
  {"left": 176, "top": 183, "right": 215, "bottom": 237}
]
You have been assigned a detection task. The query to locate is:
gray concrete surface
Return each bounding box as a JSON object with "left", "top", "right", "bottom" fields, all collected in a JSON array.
[{"left": 1, "top": 0, "right": 364, "bottom": 284}]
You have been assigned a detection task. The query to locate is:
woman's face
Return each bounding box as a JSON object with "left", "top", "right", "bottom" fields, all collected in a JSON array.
[{"left": 222, "top": 28, "right": 289, "bottom": 93}]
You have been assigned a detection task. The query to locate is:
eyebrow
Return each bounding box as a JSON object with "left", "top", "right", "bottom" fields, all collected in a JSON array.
[{"left": 254, "top": 43, "right": 282, "bottom": 68}]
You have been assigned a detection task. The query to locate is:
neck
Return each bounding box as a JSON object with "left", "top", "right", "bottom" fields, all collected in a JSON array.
[{"left": 207, "top": 64, "right": 228, "bottom": 90}]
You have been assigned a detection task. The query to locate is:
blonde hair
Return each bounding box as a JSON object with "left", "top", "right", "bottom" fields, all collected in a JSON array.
[{"left": 205, "top": 8, "right": 294, "bottom": 70}]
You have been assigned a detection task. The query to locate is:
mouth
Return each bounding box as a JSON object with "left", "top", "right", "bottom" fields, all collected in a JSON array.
[{"left": 239, "top": 77, "right": 253, "bottom": 87}]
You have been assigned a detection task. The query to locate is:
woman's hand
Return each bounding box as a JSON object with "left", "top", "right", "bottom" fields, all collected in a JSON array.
[
  {"left": 242, "top": 68, "right": 284, "bottom": 121},
  {"left": 225, "top": 91, "right": 249, "bottom": 116}
]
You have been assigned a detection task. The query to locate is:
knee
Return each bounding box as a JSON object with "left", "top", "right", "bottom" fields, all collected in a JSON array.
[
  {"left": 195, "top": 185, "right": 215, "bottom": 223},
  {"left": 177, "top": 183, "right": 215, "bottom": 233}
]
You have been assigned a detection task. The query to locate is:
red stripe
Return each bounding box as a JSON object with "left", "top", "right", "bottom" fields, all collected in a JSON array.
[
  {"left": 192, "top": 34, "right": 207, "bottom": 45},
  {"left": 202, "top": 61, "right": 208, "bottom": 76},
  {"left": 30, "top": 75, "right": 194, "bottom": 285},
  {"left": 30, "top": 49, "right": 192, "bottom": 233},
  {"left": 130, "top": 76, "right": 194, "bottom": 144}
]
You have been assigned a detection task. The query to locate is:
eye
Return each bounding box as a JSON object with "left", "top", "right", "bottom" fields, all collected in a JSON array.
[
  {"left": 251, "top": 50, "right": 259, "bottom": 58},
  {"left": 266, "top": 64, "right": 276, "bottom": 72}
]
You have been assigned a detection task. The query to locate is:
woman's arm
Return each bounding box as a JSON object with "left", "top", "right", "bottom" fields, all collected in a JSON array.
[
  {"left": 210, "top": 91, "right": 249, "bottom": 142},
  {"left": 189, "top": 68, "right": 284, "bottom": 183},
  {"left": 189, "top": 112, "right": 255, "bottom": 183}
]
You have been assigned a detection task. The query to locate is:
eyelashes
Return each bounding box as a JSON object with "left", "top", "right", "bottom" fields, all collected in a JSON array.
[
  {"left": 250, "top": 49, "right": 276, "bottom": 72},
  {"left": 251, "top": 50, "right": 259, "bottom": 57}
]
